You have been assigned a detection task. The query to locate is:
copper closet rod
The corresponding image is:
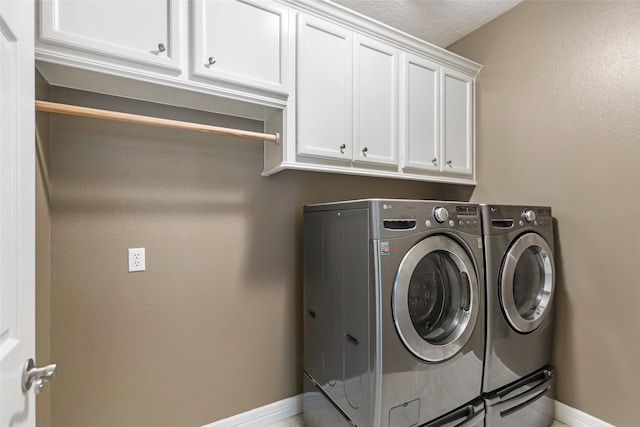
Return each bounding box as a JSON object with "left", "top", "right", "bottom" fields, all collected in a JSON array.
[{"left": 35, "top": 100, "right": 280, "bottom": 144}]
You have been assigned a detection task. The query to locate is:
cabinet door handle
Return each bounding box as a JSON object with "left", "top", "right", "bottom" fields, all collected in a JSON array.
[
  {"left": 361, "top": 147, "right": 368, "bottom": 156},
  {"left": 432, "top": 157, "right": 437, "bottom": 166},
  {"left": 339, "top": 144, "right": 346, "bottom": 154},
  {"left": 208, "top": 56, "right": 216, "bottom": 66},
  {"left": 446, "top": 160, "right": 453, "bottom": 167},
  {"left": 158, "top": 43, "right": 166, "bottom": 53}
]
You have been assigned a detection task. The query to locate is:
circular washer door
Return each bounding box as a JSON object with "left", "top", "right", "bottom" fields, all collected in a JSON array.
[
  {"left": 500, "top": 232, "right": 555, "bottom": 333},
  {"left": 392, "top": 235, "right": 480, "bottom": 362}
]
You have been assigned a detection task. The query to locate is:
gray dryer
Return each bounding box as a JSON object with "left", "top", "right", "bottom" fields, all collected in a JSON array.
[{"left": 480, "top": 204, "right": 557, "bottom": 426}]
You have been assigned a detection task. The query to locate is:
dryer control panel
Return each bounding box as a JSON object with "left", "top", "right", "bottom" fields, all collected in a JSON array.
[{"left": 481, "top": 204, "right": 553, "bottom": 236}]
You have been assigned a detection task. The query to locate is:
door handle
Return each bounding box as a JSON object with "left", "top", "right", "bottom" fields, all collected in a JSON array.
[
  {"left": 22, "top": 358, "right": 57, "bottom": 395},
  {"left": 461, "top": 271, "right": 471, "bottom": 311}
]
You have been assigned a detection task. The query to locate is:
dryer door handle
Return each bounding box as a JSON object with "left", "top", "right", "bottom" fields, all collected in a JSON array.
[{"left": 461, "top": 271, "right": 471, "bottom": 312}]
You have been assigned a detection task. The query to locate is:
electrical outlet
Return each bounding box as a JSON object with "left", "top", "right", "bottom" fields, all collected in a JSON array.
[{"left": 128, "top": 248, "right": 145, "bottom": 272}]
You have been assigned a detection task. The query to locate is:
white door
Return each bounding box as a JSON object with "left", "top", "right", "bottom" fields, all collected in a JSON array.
[
  {"left": 192, "top": 0, "right": 288, "bottom": 93},
  {"left": 38, "top": 0, "right": 181, "bottom": 72},
  {"left": 1, "top": 0, "right": 36, "bottom": 425},
  {"left": 296, "top": 14, "right": 353, "bottom": 162},
  {"left": 353, "top": 35, "right": 398, "bottom": 166},
  {"left": 441, "top": 66, "right": 474, "bottom": 175},
  {"left": 401, "top": 53, "right": 440, "bottom": 172}
]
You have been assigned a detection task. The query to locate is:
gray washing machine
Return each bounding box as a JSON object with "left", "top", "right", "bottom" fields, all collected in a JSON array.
[
  {"left": 480, "top": 204, "right": 556, "bottom": 426},
  {"left": 303, "top": 199, "right": 485, "bottom": 427}
]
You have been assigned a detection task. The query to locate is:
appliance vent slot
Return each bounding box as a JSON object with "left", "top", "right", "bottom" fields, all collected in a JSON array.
[
  {"left": 383, "top": 220, "right": 417, "bottom": 230},
  {"left": 491, "top": 219, "right": 514, "bottom": 228}
]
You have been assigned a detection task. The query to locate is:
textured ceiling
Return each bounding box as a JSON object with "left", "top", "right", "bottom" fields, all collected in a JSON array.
[{"left": 331, "top": 0, "right": 524, "bottom": 47}]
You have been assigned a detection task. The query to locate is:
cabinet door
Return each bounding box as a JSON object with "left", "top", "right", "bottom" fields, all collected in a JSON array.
[
  {"left": 192, "top": 0, "right": 288, "bottom": 93},
  {"left": 441, "top": 67, "right": 474, "bottom": 175},
  {"left": 297, "top": 14, "right": 352, "bottom": 162},
  {"left": 401, "top": 53, "right": 440, "bottom": 172},
  {"left": 353, "top": 35, "right": 398, "bottom": 166},
  {"left": 38, "top": 0, "right": 181, "bottom": 72}
]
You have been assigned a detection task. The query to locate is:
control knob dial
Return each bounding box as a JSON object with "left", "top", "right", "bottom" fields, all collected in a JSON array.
[
  {"left": 433, "top": 206, "right": 449, "bottom": 223},
  {"left": 522, "top": 209, "right": 536, "bottom": 223}
]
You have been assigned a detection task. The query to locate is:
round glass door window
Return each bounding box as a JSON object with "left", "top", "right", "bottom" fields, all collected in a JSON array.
[
  {"left": 392, "top": 235, "right": 479, "bottom": 362},
  {"left": 500, "top": 233, "right": 555, "bottom": 333}
]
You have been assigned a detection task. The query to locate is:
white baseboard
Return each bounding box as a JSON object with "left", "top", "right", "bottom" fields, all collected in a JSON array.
[
  {"left": 201, "top": 395, "right": 303, "bottom": 427},
  {"left": 555, "top": 401, "right": 616, "bottom": 427}
]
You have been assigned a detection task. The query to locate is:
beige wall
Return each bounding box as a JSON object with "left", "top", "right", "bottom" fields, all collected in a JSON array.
[
  {"left": 449, "top": 1, "right": 640, "bottom": 426},
  {"left": 47, "top": 88, "right": 452, "bottom": 427}
]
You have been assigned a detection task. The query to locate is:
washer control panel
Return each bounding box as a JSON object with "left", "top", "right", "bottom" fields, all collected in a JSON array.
[{"left": 375, "top": 201, "right": 481, "bottom": 235}]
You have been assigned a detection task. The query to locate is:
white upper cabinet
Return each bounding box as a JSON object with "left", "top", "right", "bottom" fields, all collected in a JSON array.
[
  {"left": 285, "top": 6, "right": 479, "bottom": 183},
  {"left": 441, "top": 67, "right": 474, "bottom": 176},
  {"left": 38, "top": 0, "right": 181, "bottom": 72},
  {"left": 35, "top": 0, "right": 480, "bottom": 184},
  {"left": 296, "top": 14, "right": 353, "bottom": 162},
  {"left": 296, "top": 16, "right": 399, "bottom": 167},
  {"left": 400, "top": 55, "right": 474, "bottom": 178},
  {"left": 192, "top": 0, "right": 289, "bottom": 94},
  {"left": 36, "top": 0, "right": 291, "bottom": 107},
  {"left": 401, "top": 53, "right": 439, "bottom": 172},
  {"left": 353, "top": 35, "right": 398, "bottom": 166}
]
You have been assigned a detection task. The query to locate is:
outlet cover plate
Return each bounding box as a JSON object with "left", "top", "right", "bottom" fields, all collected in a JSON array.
[{"left": 128, "top": 248, "right": 145, "bottom": 272}]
